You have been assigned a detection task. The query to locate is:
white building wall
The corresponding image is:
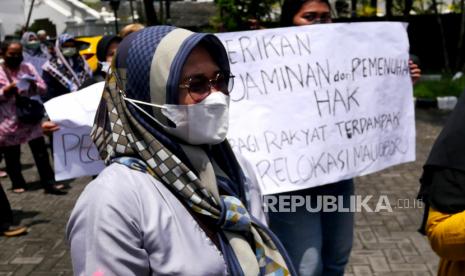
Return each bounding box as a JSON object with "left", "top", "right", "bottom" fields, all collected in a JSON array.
[
  {"left": 0, "top": 0, "right": 25, "bottom": 39},
  {"left": 0, "top": 0, "right": 100, "bottom": 40}
]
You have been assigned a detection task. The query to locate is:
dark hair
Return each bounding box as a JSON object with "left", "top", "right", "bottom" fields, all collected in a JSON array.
[
  {"left": 280, "top": 0, "right": 331, "bottom": 27},
  {"left": 96, "top": 35, "right": 122, "bottom": 62},
  {"left": 0, "top": 40, "right": 22, "bottom": 54}
]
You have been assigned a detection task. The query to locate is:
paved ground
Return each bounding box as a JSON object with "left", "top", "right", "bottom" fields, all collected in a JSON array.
[{"left": 0, "top": 108, "right": 451, "bottom": 276}]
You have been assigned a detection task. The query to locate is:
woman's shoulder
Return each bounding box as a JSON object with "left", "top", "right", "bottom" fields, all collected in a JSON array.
[
  {"left": 79, "top": 162, "right": 162, "bottom": 204},
  {"left": 67, "top": 163, "right": 228, "bottom": 276},
  {"left": 233, "top": 150, "right": 261, "bottom": 194},
  {"left": 73, "top": 162, "right": 191, "bottom": 216},
  {"left": 68, "top": 163, "right": 169, "bottom": 236}
]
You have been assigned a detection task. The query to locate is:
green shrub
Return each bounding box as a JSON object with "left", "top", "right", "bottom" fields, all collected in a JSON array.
[{"left": 414, "top": 76, "right": 465, "bottom": 99}]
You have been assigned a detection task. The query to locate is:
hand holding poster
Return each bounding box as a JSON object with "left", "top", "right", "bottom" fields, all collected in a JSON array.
[
  {"left": 44, "top": 82, "right": 105, "bottom": 181},
  {"left": 216, "top": 22, "right": 416, "bottom": 195}
]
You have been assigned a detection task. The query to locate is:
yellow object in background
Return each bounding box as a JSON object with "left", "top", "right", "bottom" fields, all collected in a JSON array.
[
  {"left": 427, "top": 207, "right": 465, "bottom": 275},
  {"left": 75, "top": 36, "right": 102, "bottom": 72}
]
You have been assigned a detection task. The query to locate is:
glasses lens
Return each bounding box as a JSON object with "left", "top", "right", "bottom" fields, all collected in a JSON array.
[
  {"left": 212, "top": 72, "right": 234, "bottom": 94},
  {"left": 213, "top": 73, "right": 227, "bottom": 93},
  {"left": 188, "top": 76, "right": 209, "bottom": 93},
  {"left": 184, "top": 72, "right": 234, "bottom": 102},
  {"left": 187, "top": 75, "right": 210, "bottom": 102}
]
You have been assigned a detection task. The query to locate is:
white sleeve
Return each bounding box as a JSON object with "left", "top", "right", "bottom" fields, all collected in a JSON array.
[
  {"left": 233, "top": 151, "right": 268, "bottom": 226},
  {"left": 66, "top": 166, "right": 151, "bottom": 276}
]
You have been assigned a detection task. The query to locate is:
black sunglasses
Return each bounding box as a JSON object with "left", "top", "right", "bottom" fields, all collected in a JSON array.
[{"left": 179, "top": 71, "right": 235, "bottom": 103}]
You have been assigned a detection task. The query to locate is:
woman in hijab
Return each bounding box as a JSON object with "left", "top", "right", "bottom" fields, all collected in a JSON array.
[
  {"left": 67, "top": 26, "right": 295, "bottom": 275},
  {"left": 0, "top": 41, "right": 64, "bottom": 195},
  {"left": 21, "top": 32, "right": 50, "bottom": 76},
  {"left": 43, "top": 35, "right": 122, "bottom": 137},
  {"left": 95, "top": 35, "right": 121, "bottom": 78},
  {"left": 42, "top": 34, "right": 92, "bottom": 102},
  {"left": 418, "top": 92, "right": 465, "bottom": 275},
  {"left": 80, "top": 35, "right": 122, "bottom": 88}
]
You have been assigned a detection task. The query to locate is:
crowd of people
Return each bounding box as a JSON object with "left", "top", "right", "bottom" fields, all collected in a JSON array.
[
  {"left": 0, "top": 0, "right": 463, "bottom": 275},
  {"left": 0, "top": 25, "right": 133, "bottom": 237}
]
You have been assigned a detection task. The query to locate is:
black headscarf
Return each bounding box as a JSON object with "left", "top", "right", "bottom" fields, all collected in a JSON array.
[
  {"left": 96, "top": 35, "right": 122, "bottom": 62},
  {"left": 418, "top": 90, "right": 465, "bottom": 233}
]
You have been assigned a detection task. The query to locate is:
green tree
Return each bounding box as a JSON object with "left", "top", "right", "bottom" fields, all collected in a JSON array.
[{"left": 213, "top": 0, "right": 280, "bottom": 31}]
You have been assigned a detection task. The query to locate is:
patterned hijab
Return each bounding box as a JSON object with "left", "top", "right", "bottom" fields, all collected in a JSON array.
[
  {"left": 91, "top": 26, "right": 295, "bottom": 275},
  {"left": 42, "top": 34, "right": 92, "bottom": 92}
]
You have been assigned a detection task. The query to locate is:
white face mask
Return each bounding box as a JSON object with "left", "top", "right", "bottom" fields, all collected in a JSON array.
[
  {"left": 99, "top": 61, "right": 111, "bottom": 74},
  {"left": 123, "top": 92, "right": 230, "bottom": 145},
  {"left": 62, "top": 47, "right": 77, "bottom": 57}
]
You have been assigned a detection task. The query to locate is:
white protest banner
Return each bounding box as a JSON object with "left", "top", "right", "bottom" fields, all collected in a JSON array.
[
  {"left": 44, "top": 82, "right": 105, "bottom": 181},
  {"left": 216, "top": 22, "right": 416, "bottom": 195}
]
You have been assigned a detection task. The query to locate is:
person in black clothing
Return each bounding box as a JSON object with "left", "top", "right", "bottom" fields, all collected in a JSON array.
[
  {"left": 0, "top": 183, "right": 28, "bottom": 237},
  {"left": 417, "top": 90, "right": 465, "bottom": 274},
  {"left": 80, "top": 35, "right": 121, "bottom": 88}
]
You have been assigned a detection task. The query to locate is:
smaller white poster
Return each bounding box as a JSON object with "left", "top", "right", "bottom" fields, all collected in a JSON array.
[{"left": 44, "top": 82, "right": 105, "bottom": 181}]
